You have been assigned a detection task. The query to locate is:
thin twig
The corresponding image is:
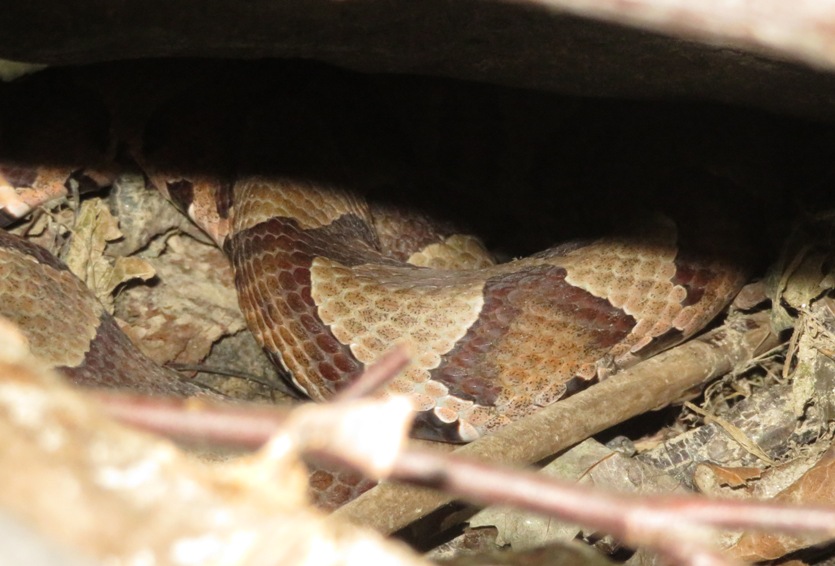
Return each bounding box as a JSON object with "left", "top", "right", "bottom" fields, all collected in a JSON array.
[
  {"left": 333, "top": 345, "right": 410, "bottom": 402},
  {"left": 388, "top": 448, "right": 835, "bottom": 539},
  {"left": 167, "top": 362, "right": 302, "bottom": 398},
  {"left": 96, "top": 347, "right": 412, "bottom": 448},
  {"left": 94, "top": 394, "right": 291, "bottom": 449}
]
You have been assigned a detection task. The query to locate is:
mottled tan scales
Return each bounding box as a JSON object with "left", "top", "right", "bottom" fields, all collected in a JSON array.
[{"left": 0, "top": 245, "right": 103, "bottom": 368}]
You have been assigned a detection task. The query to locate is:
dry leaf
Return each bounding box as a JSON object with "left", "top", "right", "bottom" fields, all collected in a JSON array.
[
  {"left": 107, "top": 172, "right": 209, "bottom": 256},
  {"left": 64, "top": 198, "right": 155, "bottom": 312},
  {"left": 750, "top": 454, "right": 826, "bottom": 501},
  {"left": 434, "top": 540, "right": 617, "bottom": 566},
  {"left": 726, "top": 447, "right": 835, "bottom": 562},
  {"left": 732, "top": 280, "right": 767, "bottom": 310},
  {"left": 786, "top": 301, "right": 835, "bottom": 423},
  {"left": 116, "top": 234, "right": 246, "bottom": 368},
  {"left": 780, "top": 250, "right": 830, "bottom": 310},
  {"left": 105, "top": 256, "right": 157, "bottom": 296},
  {"left": 697, "top": 464, "right": 762, "bottom": 489},
  {"left": 64, "top": 197, "right": 121, "bottom": 279}
]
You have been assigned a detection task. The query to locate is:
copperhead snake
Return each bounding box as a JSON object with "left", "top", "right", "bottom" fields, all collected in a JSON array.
[{"left": 0, "top": 66, "right": 751, "bottom": 507}]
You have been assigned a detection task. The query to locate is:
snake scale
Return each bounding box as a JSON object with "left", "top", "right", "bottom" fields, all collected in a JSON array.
[{"left": 0, "top": 64, "right": 751, "bottom": 507}]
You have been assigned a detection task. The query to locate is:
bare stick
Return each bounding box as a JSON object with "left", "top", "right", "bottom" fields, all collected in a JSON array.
[
  {"left": 167, "top": 362, "right": 302, "bottom": 397},
  {"left": 333, "top": 312, "right": 780, "bottom": 532},
  {"left": 391, "top": 449, "right": 835, "bottom": 537},
  {"left": 94, "top": 394, "right": 292, "bottom": 449},
  {"left": 95, "top": 347, "right": 411, "bottom": 448},
  {"left": 333, "top": 345, "right": 410, "bottom": 402},
  {"left": 373, "top": 445, "right": 835, "bottom": 566}
]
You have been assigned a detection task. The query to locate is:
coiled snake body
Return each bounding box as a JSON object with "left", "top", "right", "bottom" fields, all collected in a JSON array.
[{"left": 0, "top": 164, "right": 748, "bottom": 445}]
